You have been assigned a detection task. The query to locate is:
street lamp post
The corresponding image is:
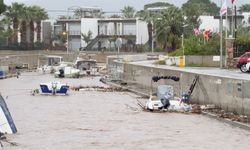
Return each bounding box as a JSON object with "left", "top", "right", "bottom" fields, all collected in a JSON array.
[
  {"left": 151, "top": 21, "right": 154, "bottom": 54},
  {"left": 182, "top": 24, "right": 188, "bottom": 56},
  {"left": 62, "top": 26, "right": 69, "bottom": 53},
  {"left": 181, "top": 34, "right": 184, "bottom": 56},
  {"left": 66, "top": 23, "right": 69, "bottom": 53}
]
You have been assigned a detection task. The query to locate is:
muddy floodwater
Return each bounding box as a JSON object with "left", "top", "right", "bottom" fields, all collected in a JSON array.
[{"left": 0, "top": 72, "right": 250, "bottom": 150}]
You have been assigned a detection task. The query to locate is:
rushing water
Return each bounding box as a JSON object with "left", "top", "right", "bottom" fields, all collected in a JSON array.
[{"left": 0, "top": 72, "right": 250, "bottom": 150}]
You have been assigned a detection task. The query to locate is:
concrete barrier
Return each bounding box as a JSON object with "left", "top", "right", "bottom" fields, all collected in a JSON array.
[{"left": 107, "top": 58, "right": 250, "bottom": 117}]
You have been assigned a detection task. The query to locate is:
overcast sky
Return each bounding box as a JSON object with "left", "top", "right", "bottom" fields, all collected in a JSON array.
[{"left": 4, "top": 0, "right": 249, "bottom": 19}]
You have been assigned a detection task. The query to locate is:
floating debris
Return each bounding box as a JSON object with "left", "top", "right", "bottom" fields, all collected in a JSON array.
[
  {"left": 0, "top": 132, "right": 18, "bottom": 148},
  {"left": 201, "top": 104, "right": 249, "bottom": 123},
  {"left": 71, "top": 86, "right": 128, "bottom": 92}
]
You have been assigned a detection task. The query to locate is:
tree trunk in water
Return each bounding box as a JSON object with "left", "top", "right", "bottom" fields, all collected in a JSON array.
[{"left": 36, "top": 21, "right": 41, "bottom": 42}]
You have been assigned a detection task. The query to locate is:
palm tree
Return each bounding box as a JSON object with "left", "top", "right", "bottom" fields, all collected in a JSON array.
[
  {"left": 239, "top": 4, "right": 250, "bottom": 13},
  {"left": 182, "top": 3, "right": 201, "bottom": 37},
  {"left": 155, "top": 7, "right": 184, "bottom": 51},
  {"left": 137, "top": 10, "right": 159, "bottom": 48},
  {"left": 4, "top": 2, "right": 26, "bottom": 44},
  {"left": 0, "top": 0, "right": 6, "bottom": 15},
  {"left": 19, "top": 5, "right": 30, "bottom": 43},
  {"left": 81, "top": 30, "right": 93, "bottom": 45},
  {"left": 0, "top": 17, "right": 13, "bottom": 46},
  {"left": 32, "top": 6, "right": 48, "bottom": 43},
  {"left": 26, "top": 5, "right": 47, "bottom": 44},
  {"left": 121, "top": 6, "right": 136, "bottom": 18}
]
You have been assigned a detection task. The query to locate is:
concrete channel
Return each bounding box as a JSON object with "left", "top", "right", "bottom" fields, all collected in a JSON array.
[{"left": 107, "top": 55, "right": 250, "bottom": 119}]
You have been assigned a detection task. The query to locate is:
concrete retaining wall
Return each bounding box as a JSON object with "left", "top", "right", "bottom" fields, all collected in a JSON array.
[
  {"left": 185, "top": 55, "right": 225, "bottom": 67},
  {"left": 108, "top": 58, "right": 250, "bottom": 117}
]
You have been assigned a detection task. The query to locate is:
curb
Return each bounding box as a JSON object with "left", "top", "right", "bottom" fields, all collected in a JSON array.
[{"left": 202, "top": 112, "right": 250, "bottom": 131}]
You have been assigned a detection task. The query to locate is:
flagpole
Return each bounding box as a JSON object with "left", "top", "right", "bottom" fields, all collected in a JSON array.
[
  {"left": 220, "top": 15, "right": 223, "bottom": 69},
  {"left": 231, "top": 3, "right": 234, "bottom": 37},
  {"left": 234, "top": 5, "right": 237, "bottom": 39},
  {"left": 220, "top": 0, "right": 224, "bottom": 69},
  {"left": 225, "top": 8, "right": 228, "bottom": 38}
]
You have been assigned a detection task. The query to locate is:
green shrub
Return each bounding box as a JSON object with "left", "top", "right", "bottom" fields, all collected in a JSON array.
[
  {"left": 168, "top": 48, "right": 183, "bottom": 56},
  {"left": 169, "top": 34, "right": 220, "bottom": 56},
  {"left": 235, "top": 32, "right": 250, "bottom": 56}
]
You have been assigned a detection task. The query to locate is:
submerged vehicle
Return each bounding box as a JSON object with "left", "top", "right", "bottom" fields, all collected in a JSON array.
[
  {"left": 146, "top": 85, "right": 173, "bottom": 110},
  {"left": 145, "top": 75, "right": 198, "bottom": 112},
  {"left": 40, "top": 81, "right": 69, "bottom": 95},
  {"left": 145, "top": 76, "right": 179, "bottom": 111},
  {"left": 75, "top": 58, "right": 99, "bottom": 76},
  {"left": 54, "top": 62, "right": 80, "bottom": 78},
  {"left": 37, "top": 55, "right": 63, "bottom": 74}
]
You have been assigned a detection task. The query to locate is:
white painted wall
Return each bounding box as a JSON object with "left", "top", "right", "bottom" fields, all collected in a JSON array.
[
  {"left": 68, "top": 23, "right": 81, "bottom": 35},
  {"left": 107, "top": 22, "right": 114, "bottom": 35},
  {"left": 81, "top": 18, "right": 98, "bottom": 47},
  {"left": 242, "top": 12, "right": 250, "bottom": 26},
  {"left": 69, "top": 38, "right": 81, "bottom": 50},
  {"left": 199, "top": 16, "right": 222, "bottom": 32},
  {"left": 99, "top": 23, "right": 107, "bottom": 35},
  {"left": 136, "top": 19, "right": 148, "bottom": 45},
  {"left": 123, "top": 23, "right": 136, "bottom": 35}
]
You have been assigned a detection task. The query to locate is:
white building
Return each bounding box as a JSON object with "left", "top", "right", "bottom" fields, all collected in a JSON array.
[
  {"left": 53, "top": 19, "right": 82, "bottom": 51},
  {"left": 199, "top": 14, "right": 246, "bottom": 37},
  {"left": 81, "top": 18, "right": 148, "bottom": 50},
  {"left": 242, "top": 12, "right": 250, "bottom": 27}
]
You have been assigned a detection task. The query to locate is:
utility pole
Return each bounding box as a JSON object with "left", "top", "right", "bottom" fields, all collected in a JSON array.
[
  {"left": 151, "top": 21, "right": 154, "bottom": 53},
  {"left": 181, "top": 34, "right": 184, "bottom": 56},
  {"left": 67, "top": 23, "right": 69, "bottom": 54}
]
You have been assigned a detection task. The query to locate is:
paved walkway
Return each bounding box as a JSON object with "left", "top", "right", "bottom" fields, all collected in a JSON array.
[{"left": 131, "top": 61, "right": 250, "bottom": 81}]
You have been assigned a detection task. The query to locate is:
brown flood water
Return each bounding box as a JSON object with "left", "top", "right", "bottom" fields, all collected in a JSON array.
[{"left": 0, "top": 72, "right": 250, "bottom": 150}]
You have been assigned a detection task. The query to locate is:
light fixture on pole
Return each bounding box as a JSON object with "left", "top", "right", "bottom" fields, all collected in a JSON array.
[
  {"left": 66, "top": 23, "right": 69, "bottom": 53},
  {"left": 182, "top": 24, "right": 188, "bottom": 56},
  {"left": 181, "top": 34, "right": 184, "bottom": 56},
  {"left": 62, "top": 25, "right": 69, "bottom": 54},
  {"left": 151, "top": 21, "right": 154, "bottom": 54}
]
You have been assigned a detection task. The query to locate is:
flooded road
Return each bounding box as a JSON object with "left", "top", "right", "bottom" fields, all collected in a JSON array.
[{"left": 0, "top": 72, "right": 250, "bottom": 150}]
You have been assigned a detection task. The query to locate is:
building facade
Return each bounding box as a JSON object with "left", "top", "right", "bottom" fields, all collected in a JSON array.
[{"left": 81, "top": 18, "right": 148, "bottom": 51}]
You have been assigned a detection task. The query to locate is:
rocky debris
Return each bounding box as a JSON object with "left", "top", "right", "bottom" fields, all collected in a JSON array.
[
  {"left": 201, "top": 105, "right": 249, "bottom": 123},
  {"left": 31, "top": 89, "right": 40, "bottom": 96},
  {"left": 191, "top": 104, "right": 202, "bottom": 114}
]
